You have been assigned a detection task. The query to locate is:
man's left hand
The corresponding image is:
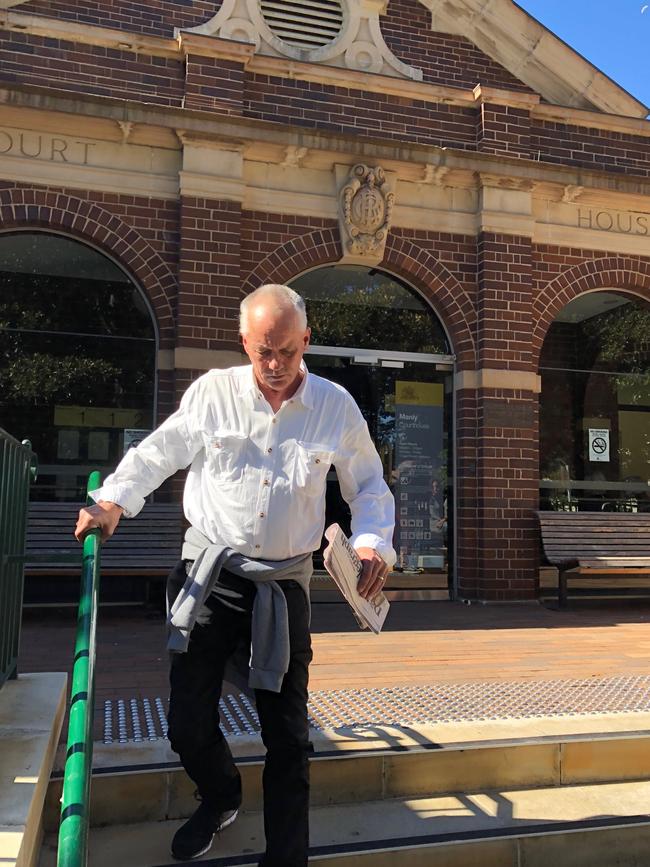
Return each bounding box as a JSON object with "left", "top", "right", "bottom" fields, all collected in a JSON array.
[{"left": 355, "top": 547, "right": 389, "bottom": 600}]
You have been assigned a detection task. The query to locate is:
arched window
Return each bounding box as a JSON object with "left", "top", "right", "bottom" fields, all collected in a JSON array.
[
  {"left": 290, "top": 264, "right": 454, "bottom": 587},
  {"left": 291, "top": 264, "right": 451, "bottom": 354},
  {"left": 539, "top": 291, "right": 650, "bottom": 512},
  {"left": 0, "top": 232, "right": 156, "bottom": 501}
]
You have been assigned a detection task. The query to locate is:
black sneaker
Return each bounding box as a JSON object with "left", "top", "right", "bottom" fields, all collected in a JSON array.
[{"left": 171, "top": 802, "right": 239, "bottom": 860}]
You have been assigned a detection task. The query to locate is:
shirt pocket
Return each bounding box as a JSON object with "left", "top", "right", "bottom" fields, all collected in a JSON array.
[
  {"left": 203, "top": 431, "right": 248, "bottom": 485},
  {"left": 293, "top": 441, "right": 334, "bottom": 497}
]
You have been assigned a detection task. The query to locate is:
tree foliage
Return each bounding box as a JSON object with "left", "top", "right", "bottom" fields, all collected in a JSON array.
[
  {"left": 2, "top": 353, "right": 122, "bottom": 405},
  {"left": 294, "top": 266, "right": 450, "bottom": 354},
  {"left": 582, "top": 302, "right": 650, "bottom": 373}
]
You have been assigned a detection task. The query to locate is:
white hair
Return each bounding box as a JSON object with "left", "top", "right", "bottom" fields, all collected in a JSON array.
[{"left": 239, "top": 284, "right": 307, "bottom": 334}]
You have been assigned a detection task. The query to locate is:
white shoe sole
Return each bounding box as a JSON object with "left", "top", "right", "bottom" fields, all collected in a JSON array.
[
  {"left": 171, "top": 808, "right": 239, "bottom": 860},
  {"left": 216, "top": 808, "right": 239, "bottom": 833}
]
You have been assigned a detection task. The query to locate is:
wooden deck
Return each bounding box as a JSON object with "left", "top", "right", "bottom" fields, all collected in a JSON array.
[
  {"left": 20, "top": 599, "right": 650, "bottom": 697},
  {"left": 308, "top": 600, "right": 650, "bottom": 690}
]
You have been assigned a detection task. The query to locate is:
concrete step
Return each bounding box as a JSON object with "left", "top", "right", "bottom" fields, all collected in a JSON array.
[
  {"left": 40, "top": 778, "right": 650, "bottom": 867},
  {"left": 0, "top": 673, "right": 67, "bottom": 867},
  {"left": 44, "top": 714, "right": 650, "bottom": 831}
]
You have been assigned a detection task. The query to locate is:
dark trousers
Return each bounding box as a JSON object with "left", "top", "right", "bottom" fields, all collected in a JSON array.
[{"left": 166, "top": 563, "right": 313, "bottom": 867}]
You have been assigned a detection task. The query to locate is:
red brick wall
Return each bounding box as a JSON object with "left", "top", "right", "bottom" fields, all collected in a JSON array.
[
  {"left": 477, "top": 103, "right": 531, "bottom": 159},
  {"left": 0, "top": 32, "right": 184, "bottom": 105},
  {"left": 239, "top": 215, "right": 479, "bottom": 370},
  {"left": 17, "top": 0, "right": 223, "bottom": 36},
  {"left": 15, "top": 0, "right": 534, "bottom": 104},
  {"left": 178, "top": 197, "right": 242, "bottom": 354},
  {"left": 5, "top": 10, "right": 649, "bottom": 185},
  {"left": 382, "top": 0, "right": 534, "bottom": 92},
  {"left": 532, "top": 246, "right": 650, "bottom": 347},
  {"left": 241, "top": 211, "right": 338, "bottom": 284},
  {"left": 478, "top": 233, "right": 534, "bottom": 370},
  {"left": 6, "top": 183, "right": 650, "bottom": 595},
  {"left": 0, "top": 181, "right": 179, "bottom": 330},
  {"left": 243, "top": 74, "right": 477, "bottom": 149},
  {"left": 474, "top": 386, "right": 539, "bottom": 599},
  {"left": 533, "top": 244, "right": 650, "bottom": 287},
  {"left": 455, "top": 388, "right": 479, "bottom": 597},
  {"left": 184, "top": 55, "right": 246, "bottom": 114},
  {"left": 458, "top": 232, "right": 539, "bottom": 599},
  {"left": 531, "top": 120, "right": 650, "bottom": 178},
  {"left": 390, "top": 227, "right": 477, "bottom": 301}
]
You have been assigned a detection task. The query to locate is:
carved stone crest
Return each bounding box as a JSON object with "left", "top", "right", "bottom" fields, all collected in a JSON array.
[{"left": 339, "top": 164, "right": 394, "bottom": 262}]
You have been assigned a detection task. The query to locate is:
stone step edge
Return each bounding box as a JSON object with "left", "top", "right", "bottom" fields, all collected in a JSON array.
[
  {"left": 104, "top": 811, "right": 650, "bottom": 867},
  {"left": 52, "top": 724, "right": 650, "bottom": 779}
]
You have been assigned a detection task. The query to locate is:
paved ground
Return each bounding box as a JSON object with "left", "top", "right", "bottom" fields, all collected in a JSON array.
[{"left": 19, "top": 598, "right": 650, "bottom": 741}]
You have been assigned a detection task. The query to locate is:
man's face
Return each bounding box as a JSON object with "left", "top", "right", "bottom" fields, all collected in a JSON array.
[{"left": 241, "top": 305, "right": 311, "bottom": 397}]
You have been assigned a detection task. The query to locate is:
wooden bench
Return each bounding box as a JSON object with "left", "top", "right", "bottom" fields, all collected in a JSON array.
[
  {"left": 25, "top": 502, "right": 184, "bottom": 599},
  {"left": 536, "top": 511, "right": 650, "bottom": 607}
]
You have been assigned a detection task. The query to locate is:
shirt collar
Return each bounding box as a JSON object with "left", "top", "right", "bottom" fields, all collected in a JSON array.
[
  {"left": 293, "top": 361, "right": 313, "bottom": 409},
  {"left": 239, "top": 361, "right": 313, "bottom": 409},
  {"left": 241, "top": 365, "right": 258, "bottom": 397}
]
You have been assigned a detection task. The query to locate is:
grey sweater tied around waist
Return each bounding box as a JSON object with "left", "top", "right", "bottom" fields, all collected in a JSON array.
[{"left": 167, "top": 526, "right": 313, "bottom": 693}]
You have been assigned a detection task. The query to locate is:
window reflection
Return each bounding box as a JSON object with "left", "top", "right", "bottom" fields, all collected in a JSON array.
[
  {"left": 291, "top": 265, "right": 450, "bottom": 354},
  {"left": 539, "top": 292, "right": 650, "bottom": 512},
  {"left": 0, "top": 232, "right": 156, "bottom": 501},
  {"left": 291, "top": 262, "right": 454, "bottom": 593}
]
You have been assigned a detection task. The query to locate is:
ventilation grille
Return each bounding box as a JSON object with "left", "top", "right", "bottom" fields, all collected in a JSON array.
[{"left": 260, "top": 0, "right": 344, "bottom": 49}]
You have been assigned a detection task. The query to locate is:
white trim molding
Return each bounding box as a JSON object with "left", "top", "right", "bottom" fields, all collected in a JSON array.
[
  {"left": 457, "top": 369, "right": 542, "bottom": 393},
  {"left": 419, "top": 0, "right": 648, "bottom": 118}
]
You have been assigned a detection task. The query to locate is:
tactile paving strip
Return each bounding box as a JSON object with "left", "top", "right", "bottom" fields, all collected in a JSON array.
[{"left": 101, "top": 673, "right": 650, "bottom": 743}]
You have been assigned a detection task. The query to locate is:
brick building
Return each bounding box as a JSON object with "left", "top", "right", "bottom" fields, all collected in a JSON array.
[{"left": 1, "top": 0, "right": 649, "bottom": 601}]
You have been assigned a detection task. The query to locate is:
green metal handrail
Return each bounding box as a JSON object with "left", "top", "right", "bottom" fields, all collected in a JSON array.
[
  {"left": 57, "top": 471, "right": 103, "bottom": 867},
  {"left": 0, "top": 430, "right": 37, "bottom": 688}
]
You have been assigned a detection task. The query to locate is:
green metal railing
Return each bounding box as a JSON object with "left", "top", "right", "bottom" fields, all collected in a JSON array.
[
  {"left": 57, "top": 471, "right": 102, "bottom": 867},
  {"left": 0, "top": 430, "right": 37, "bottom": 688}
]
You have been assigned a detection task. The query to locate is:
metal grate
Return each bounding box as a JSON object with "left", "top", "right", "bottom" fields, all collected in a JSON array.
[
  {"left": 102, "top": 674, "right": 650, "bottom": 743},
  {"left": 260, "top": 0, "right": 344, "bottom": 49}
]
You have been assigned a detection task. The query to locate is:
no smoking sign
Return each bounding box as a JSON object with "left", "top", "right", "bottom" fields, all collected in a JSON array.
[{"left": 588, "top": 428, "right": 610, "bottom": 463}]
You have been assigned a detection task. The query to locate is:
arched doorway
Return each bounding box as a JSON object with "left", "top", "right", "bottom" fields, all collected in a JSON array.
[
  {"left": 0, "top": 231, "right": 157, "bottom": 501},
  {"left": 290, "top": 264, "right": 455, "bottom": 596},
  {"left": 539, "top": 290, "right": 650, "bottom": 512}
]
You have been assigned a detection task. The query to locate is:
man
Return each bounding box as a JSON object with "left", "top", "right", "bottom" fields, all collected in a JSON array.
[{"left": 75, "top": 284, "right": 396, "bottom": 867}]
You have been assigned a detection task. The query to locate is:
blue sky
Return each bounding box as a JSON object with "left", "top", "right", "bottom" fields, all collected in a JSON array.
[{"left": 516, "top": 0, "right": 650, "bottom": 111}]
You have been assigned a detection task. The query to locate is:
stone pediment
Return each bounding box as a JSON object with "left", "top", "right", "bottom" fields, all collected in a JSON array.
[
  {"left": 418, "top": 0, "right": 647, "bottom": 118},
  {"left": 182, "top": 0, "right": 422, "bottom": 81}
]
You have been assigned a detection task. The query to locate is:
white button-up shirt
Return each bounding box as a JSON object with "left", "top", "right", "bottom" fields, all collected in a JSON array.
[{"left": 93, "top": 363, "right": 396, "bottom": 565}]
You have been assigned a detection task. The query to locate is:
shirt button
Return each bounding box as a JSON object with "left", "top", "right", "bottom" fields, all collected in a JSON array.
[
  {"left": 255, "top": 544, "right": 260, "bottom": 549},
  {"left": 272, "top": 418, "right": 277, "bottom": 424},
  {"left": 267, "top": 447, "right": 273, "bottom": 453},
  {"left": 263, "top": 480, "right": 270, "bottom": 486},
  {"left": 259, "top": 512, "right": 265, "bottom": 518},
  {"left": 315, "top": 458, "right": 321, "bottom": 464}
]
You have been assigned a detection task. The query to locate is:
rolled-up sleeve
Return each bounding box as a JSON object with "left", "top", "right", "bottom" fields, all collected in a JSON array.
[
  {"left": 90, "top": 385, "right": 202, "bottom": 518},
  {"left": 334, "top": 402, "right": 396, "bottom": 567}
]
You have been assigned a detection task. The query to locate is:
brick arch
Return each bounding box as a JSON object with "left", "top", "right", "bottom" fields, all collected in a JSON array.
[
  {"left": 384, "top": 234, "right": 476, "bottom": 365},
  {"left": 533, "top": 256, "right": 650, "bottom": 366},
  {"left": 0, "top": 187, "right": 176, "bottom": 345},
  {"left": 242, "top": 228, "right": 476, "bottom": 364}
]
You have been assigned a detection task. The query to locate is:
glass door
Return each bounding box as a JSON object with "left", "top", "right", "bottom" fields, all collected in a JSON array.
[{"left": 307, "top": 347, "right": 454, "bottom": 597}]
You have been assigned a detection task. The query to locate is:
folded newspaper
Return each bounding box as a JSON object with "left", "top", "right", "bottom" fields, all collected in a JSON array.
[{"left": 322, "top": 524, "right": 390, "bottom": 633}]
